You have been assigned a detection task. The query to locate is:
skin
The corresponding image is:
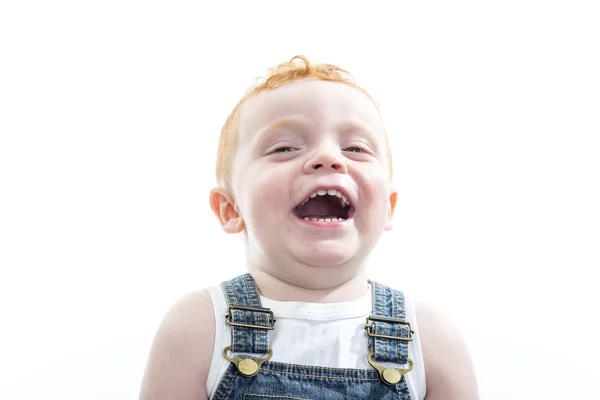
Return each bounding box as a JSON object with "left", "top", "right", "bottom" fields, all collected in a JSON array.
[{"left": 139, "top": 79, "right": 479, "bottom": 399}]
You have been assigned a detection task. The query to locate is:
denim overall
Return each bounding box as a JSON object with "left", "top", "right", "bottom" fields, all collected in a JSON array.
[{"left": 213, "top": 274, "right": 414, "bottom": 400}]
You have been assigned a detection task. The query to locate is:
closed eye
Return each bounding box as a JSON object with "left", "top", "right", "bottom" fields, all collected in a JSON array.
[
  {"left": 273, "top": 146, "right": 296, "bottom": 153},
  {"left": 343, "top": 146, "right": 365, "bottom": 153}
]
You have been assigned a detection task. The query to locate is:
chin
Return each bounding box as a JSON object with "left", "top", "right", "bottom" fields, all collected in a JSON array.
[{"left": 294, "top": 243, "right": 357, "bottom": 268}]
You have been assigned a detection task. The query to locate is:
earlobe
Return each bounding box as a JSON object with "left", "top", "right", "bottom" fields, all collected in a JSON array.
[
  {"left": 385, "top": 185, "right": 398, "bottom": 231},
  {"left": 209, "top": 187, "right": 245, "bottom": 234}
]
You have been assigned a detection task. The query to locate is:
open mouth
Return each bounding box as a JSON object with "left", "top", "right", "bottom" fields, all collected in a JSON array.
[{"left": 292, "top": 189, "right": 355, "bottom": 222}]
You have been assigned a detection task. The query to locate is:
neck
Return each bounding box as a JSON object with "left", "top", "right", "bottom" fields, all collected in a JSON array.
[{"left": 249, "top": 267, "right": 369, "bottom": 303}]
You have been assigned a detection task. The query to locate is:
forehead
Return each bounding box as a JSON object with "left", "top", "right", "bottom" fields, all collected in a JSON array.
[{"left": 238, "top": 79, "right": 385, "bottom": 144}]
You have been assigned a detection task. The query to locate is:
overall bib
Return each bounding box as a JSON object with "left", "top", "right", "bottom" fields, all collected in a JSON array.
[{"left": 212, "top": 274, "right": 415, "bottom": 400}]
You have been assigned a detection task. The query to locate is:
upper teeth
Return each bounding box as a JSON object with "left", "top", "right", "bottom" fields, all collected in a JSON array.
[{"left": 300, "top": 189, "right": 350, "bottom": 207}]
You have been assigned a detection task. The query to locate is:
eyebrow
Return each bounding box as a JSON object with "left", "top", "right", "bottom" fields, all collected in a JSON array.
[
  {"left": 252, "top": 117, "right": 381, "bottom": 146},
  {"left": 252, "top": 117, "right": 310, "bottom": 145},
  {"left": 335, "top": 119, "right": 381, "bottom": 145}
]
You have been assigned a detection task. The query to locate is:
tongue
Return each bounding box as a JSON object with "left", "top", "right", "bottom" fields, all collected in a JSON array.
[{"left": 295, "top": 196, "right": 343, "bottom": 219}]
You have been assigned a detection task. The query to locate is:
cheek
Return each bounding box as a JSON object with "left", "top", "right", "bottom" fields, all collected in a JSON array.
[
  {"left": 357, "top": 168, "right": 391, "bottom": 221},
  {"left": 239, "top": 167, "right": 291, "bottom": 226}
]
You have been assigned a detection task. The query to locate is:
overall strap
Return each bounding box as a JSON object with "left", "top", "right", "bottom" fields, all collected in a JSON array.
[
  {"left": 367, "top": 281, "right": 412, "bottom": 364},
  {"left": 221, "top": 274, "right": 275, "bottom": 355},
  {"left": 367, "top": 281, "right": 413, "bottom": 398}
]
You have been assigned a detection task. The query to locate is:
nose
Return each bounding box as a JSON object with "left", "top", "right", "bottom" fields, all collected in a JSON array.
[{"left": 303, "top": 148, "right": 348, "bottom": 174}]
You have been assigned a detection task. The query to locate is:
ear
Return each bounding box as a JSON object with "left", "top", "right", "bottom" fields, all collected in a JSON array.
[
  {"left": 209, "top": 186, "right": 245, "bottom": 234},
  {"left": 384, "top": 184, "right": 399, "bottom": 231}
]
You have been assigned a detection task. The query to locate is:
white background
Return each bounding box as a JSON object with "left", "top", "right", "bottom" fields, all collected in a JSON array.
[{"left": 1, "top": 1, "right": 599, "bottom": 399}]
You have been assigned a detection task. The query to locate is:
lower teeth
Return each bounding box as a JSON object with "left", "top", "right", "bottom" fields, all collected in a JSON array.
[{"left": 303, "top": 217, "right": 344, "bottom": 222}]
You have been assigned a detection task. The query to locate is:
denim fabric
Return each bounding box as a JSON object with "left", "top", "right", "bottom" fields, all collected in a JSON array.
[
  {"left": 369, "top": 281, "right": 412, "bottom": 366},
  {"left": 222, "top": 274, "right": 272, "bottom": 355},
  {"left": 214, "top": 274, "right": 413, "bottom": 400}
]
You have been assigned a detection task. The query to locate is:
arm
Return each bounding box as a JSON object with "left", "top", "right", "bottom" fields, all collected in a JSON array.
[
  {"left": 139, "top": 290, "right": 215, "bottom": 400},
  {"left": 415, "top": 300, "right": 480, "bottom": 400}
]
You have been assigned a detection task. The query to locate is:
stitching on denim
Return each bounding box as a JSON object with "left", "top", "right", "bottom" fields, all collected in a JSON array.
[
  {"left": 222, "top": 280, "right": 233, "bottom": 307},
  {"left": 243, "top": 394, "right": 313, "bottom": 400},
  {"left": 241, "top": 274, "right": 253, "bottom": 352},
  {"left": 222, "top": 281, "right": 237, "bottom": 353},
  {"left": 244, "top": 274, "right": 267, "bottom": 353},
  {"left": 243, "top": 273, "right": 253, "bottom": 306},
  {"left": 264, "top": 360, "right": 378, "bottom": 374},
  {"left": 244, "top": 274, "right": 267, "bottom": 352},
  {"left": 393, "top": 288, "right": 399, "bottom": 362},
  {"left": 398, "top": 290, "right": 406, "bottom": 364},
  {"left": 400, "top": 377, "right": 411, "bottom": 400},
  {"left": 373, "top": 282, "right": 381, "bottom": 359},
  {"left": 382, "top": 286, "right": 387, "bottom": 360},
  {"left": 370, "top": 281, "right": 376, "bottom": 356},
  {"left": 213, "top": 363, "right": 238, "bottom": 400},
  {"left": 261, "top": 368, "right": 379, "bottom": 381}
]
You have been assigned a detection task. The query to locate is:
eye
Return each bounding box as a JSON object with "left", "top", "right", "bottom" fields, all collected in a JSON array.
[
  {"left": 344, "top": 146, "right": 364, "bottom": 153},
  {"left": 273, "top": 146, "right": 296, "bottom": 153}
]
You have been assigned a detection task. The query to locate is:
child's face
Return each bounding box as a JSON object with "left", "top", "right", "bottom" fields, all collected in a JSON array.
[{"left": 222, "top": 79, "right": 396, "bottom": 277}]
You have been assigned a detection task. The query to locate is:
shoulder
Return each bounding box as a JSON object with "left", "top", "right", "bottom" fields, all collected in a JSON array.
[
  {"left": 413, "top": 299, "right": 480, "bottom": 400},
  {"left": 139, "top": 290, "right": 216, "bottom": 400}
]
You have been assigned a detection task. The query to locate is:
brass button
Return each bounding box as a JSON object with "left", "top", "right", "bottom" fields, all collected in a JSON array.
[
  {"left": 223, "top": 346, "right": 273, "bottom": 378},
  {"left": 237, "top": 358, "right": 258, "bottom": 376},
  {"left": 382, "top": 368, "right": 401, "bottom": 385}
]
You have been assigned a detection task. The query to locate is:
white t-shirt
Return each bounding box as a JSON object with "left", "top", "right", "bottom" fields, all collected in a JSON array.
[{"left": 205, "top": 284, "right": 426, "bottom": 399}]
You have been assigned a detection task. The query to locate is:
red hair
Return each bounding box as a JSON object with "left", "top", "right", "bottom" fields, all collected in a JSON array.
[{"left": 216, "top": 55, "right": 391, "bottom": 185}]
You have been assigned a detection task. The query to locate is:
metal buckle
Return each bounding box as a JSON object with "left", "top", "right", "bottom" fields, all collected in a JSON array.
[
  {"left": 223, "top": 346, "right": 273, "bottom": 377},
  {"left": 367, "top": 352, "right": 414, "bottom": 385},
  {"left": 365, "top": 315, "right": 414, "bottom": 341},
  {"left": 226, "top": 305, "right": 276, "bottom": 330}
]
